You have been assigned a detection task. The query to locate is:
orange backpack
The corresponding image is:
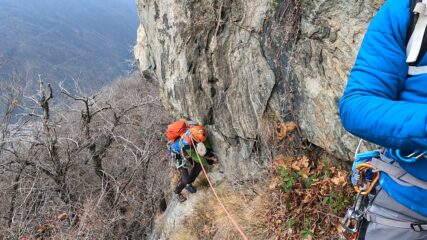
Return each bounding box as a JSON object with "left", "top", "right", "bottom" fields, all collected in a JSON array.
[{"left": 166, "top": 120, "right": 189, "bottom": 142}]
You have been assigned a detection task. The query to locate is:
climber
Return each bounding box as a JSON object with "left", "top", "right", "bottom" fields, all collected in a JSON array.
[
  {"left": 339, "top": 0, "right": 427, "bottom": 239},
  {"left": 166, "top": 120, "right": 218, "bottom": 202}
]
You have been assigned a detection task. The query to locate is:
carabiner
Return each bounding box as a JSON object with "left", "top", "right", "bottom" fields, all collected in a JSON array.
[
  {"left": 341, "top": 194, "right": 366, "bottom": 240},
  {"left": 392, "top": 149, "right": 423, "bottom": 163},
  {"left": 353, "top": 163, "right": 380, "bottom": 196}
]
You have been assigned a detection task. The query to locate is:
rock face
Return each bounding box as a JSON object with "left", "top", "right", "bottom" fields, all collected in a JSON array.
[
  {"left": 134, "top": 0, "right": 384, "bottom": 175},
  {"left": 292, "top": 0, "right": 383, "bottom": 159}
]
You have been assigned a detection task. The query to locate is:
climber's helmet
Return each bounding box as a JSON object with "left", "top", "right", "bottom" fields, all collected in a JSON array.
[{"left": 190, "top": 126, "right": 207, "bottom": 143}]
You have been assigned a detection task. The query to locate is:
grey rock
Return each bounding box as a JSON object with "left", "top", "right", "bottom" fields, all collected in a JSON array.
[
  {"left": 292, "top": 0, "right": 383, "bottom": 159},
  {"left": 135, "top": 0, "right": 385, "bottom": 238},
  {"left": 135, "top": 0, "right": 275, "bottom": 179},
  {"left": 134, "top": 0, "right": 384, "bottom": 173}
]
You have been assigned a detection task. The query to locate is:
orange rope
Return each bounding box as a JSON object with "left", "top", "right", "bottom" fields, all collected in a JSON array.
[{"left": 190, "top": 140, "right": 249, "bottom": 240}]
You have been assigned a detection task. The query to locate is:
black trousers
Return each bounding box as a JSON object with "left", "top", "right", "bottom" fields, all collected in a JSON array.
[{"left": 174, "top": 161, "right": 202, "bottom": 194}]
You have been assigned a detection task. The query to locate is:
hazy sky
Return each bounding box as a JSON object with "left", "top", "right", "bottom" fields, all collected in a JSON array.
[{"left": 0, "top": 0, "right": 140, "bottom": 90}]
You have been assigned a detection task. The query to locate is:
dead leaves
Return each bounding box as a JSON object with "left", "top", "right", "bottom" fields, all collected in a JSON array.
[
  {"left": 30, "top": 210, "right": 80, "bottom": 239},
  {"left": 331, "top": 171, "right": 347, "bottom": 187},
  {"left": 268, "top": 177, "right": 281, "bottom": 191},
  {"left": 291, "top": 156, "right": 310, "bottom": 179},
  {"left": 268, "top": 153, "right": 353, "bottom": 239},
  {"left": 277, "top": 121, "right": 297, "bottom": 141},
  {"left": 273, "top": 154, "right": 292, "bottom": 166}
]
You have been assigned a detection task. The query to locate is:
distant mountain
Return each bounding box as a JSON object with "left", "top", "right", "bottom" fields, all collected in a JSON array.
[{"left": 0, "top": 0, "right": 139, "bottom": 90}]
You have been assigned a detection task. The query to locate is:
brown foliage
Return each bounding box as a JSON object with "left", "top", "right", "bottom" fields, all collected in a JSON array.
[
  {"left": 0, "top": 73, "right": 172, "bottom": 239},
  {"left": 262, "top": 154, "right": 353, "bottom": 239}
]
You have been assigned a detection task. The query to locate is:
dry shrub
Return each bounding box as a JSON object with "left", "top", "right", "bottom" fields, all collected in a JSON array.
[
  {"left": 255, "top": 153, "right": 353, "bottom": 239},
  {"left": 166, "top": 148, "right": 352, "bottom": 240},
  {"left": 0, "top": 72, "right": 173, "bottom": 239}
]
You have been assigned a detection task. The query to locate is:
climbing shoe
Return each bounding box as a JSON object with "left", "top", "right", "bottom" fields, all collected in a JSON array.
[
  {"left": 176, "top": 193, "right": 187, "bottom": 202},
  {"left": 185, "top": 184, "right": 197, "bottom": 193}
]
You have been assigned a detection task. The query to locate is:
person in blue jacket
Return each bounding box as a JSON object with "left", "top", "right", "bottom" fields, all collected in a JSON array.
[{"left": 340, "top": 0, "right": 427, "bottom": 238}]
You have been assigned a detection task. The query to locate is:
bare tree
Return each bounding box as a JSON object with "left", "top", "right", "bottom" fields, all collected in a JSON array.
[{"left": 0, "top": 73, "right": 172, "bottom": 239}]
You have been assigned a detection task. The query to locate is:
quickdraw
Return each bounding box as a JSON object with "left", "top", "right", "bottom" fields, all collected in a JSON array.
[
  {"left": 167, "top": 143, "right": 191, "bottom": 169},
  {"left": 174, "top": 157, "right": 191, "bottom": 169}
]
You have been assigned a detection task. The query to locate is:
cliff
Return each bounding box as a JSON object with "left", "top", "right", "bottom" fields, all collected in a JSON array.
[
  {"left": 134, "top": 0, "right": 382, "bottom": 173},
  {"left": 134, "top": 0, "right": 384, "bottom": 239}
]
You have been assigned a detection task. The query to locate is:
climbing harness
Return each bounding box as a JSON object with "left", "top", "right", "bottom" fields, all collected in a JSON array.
[
  {"left": 189, "top": 138, "right": 249, "bottom": 240},
  {"left": 167, "top": 142, "right": 191, "bottom": 169},
  {"left": 371, "top": 153, "right": 427, "bottom": 190},
  {"left": 175, "top": 156, "right": 191, "bottom": 169},
  {"left": 341, "top": 139, "right": 427, "bottom": 239},
  {"left": 341, "top": 148, "right": 380, "bottom": 240},
  {"left": 364, "top": 211, "right": 427, "bottom": 231}
]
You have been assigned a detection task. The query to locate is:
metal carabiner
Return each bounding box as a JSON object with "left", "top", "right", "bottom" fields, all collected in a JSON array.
[
  {"left": 353, "top": 163, "right": 380, "bottom": 196},
  {"left": 393, "top": 149, "right": 424, "bottom": 163},
  {"left": 341, "top": 193, "right": 366, "bottom": 239}
]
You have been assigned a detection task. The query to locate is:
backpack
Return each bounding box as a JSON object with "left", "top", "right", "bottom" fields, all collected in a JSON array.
[
  {"left": 166, "top": 120, "right": 189, "bottom": 142},
  {"left": 406, "top": 0, "right": 427, "bottom": 67}
]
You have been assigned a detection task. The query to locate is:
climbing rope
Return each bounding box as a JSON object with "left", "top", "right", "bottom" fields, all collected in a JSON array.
[{"left": 190, "top": 139, "right": 249, "bottom": 240}]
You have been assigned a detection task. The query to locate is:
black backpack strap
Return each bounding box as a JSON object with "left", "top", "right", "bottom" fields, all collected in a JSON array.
[{"left": 407, "top": 0, "right": 427, "bottom": 66}]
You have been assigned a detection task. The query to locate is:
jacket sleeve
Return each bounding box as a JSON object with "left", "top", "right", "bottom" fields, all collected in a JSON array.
[{"left": 339, "top": 0, "right": 427, "bottom": 150}]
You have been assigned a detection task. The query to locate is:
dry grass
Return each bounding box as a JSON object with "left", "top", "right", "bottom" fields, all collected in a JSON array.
[
  {"left": 179, "top": 184, "right": 252, "bottom": 240},
  {"left": 171, "top": 151, "right": 352, "bottom": 240}
]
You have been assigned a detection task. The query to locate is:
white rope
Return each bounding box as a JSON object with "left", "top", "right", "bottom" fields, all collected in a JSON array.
[{"left": 354, "top": 139, "right": 364, "bottom": 159}]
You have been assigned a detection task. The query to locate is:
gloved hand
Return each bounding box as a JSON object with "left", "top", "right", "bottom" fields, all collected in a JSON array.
[{"left": 206, "top": 156, "right": 218, "bottom": 165}]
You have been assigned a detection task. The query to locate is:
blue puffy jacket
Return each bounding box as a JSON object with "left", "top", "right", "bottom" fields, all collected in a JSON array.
[{"left": 339, "top": 0, "right": 427, "bottom": 216}]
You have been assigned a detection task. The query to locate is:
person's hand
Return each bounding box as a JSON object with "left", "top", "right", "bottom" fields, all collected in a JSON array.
[{"left": 206, "top": 156, "right": 218, "bottom": 164}]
